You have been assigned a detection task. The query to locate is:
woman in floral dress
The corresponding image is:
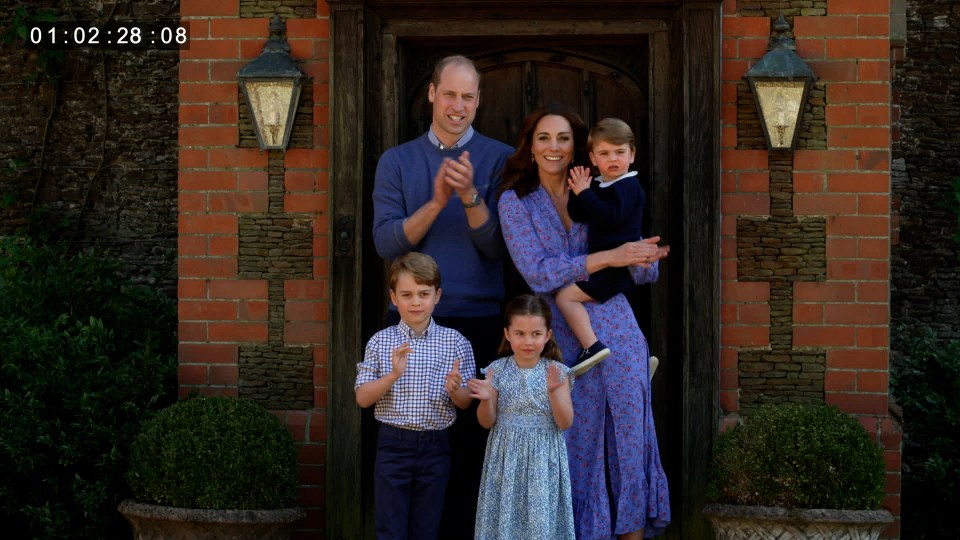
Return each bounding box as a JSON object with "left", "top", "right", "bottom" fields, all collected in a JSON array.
[{"left": 497, "top": 104, "right": 672, "bottom": 539}]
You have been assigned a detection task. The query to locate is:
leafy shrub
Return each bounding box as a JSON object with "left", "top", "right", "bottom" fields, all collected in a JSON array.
[
  {"left": 707, "top": 403, "right": 885, "bottom": 510},
  {"left": 127, "top": 395, "right": 300, "bottom": 510},
  {"left": 892, "top": 325, "right": 960, "bottom": 539},
  {"left": 0, "top": 237, "right": 177, "bottom": 539}
]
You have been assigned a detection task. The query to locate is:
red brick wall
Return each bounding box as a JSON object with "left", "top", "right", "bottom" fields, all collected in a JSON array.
[
  {"left": 721, "top": 0, "right": 899, "bottom": 537},
  {"left": 178, "top": 1, "right": 331, "bottom": 536}
]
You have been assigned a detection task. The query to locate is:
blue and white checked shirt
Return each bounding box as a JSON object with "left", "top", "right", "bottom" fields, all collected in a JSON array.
[{"left": 356, "top": 318, "right": 476, "bottom": 431}]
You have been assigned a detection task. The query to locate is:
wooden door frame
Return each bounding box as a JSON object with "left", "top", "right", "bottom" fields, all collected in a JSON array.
[{"left": 328, "top": 2, "right": 721, "bottom": 539}]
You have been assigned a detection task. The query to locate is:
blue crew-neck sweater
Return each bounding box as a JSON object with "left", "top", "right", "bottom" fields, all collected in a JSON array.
[{"left": 373, "top": 132, "right": 514, "bottom": 317}]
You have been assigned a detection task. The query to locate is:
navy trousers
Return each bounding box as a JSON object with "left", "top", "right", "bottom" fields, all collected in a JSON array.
[{"left": 374, "top": 423, "right": 451, "bottom": 540}]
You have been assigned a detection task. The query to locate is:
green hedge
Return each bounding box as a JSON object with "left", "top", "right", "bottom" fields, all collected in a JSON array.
[
  {"left": 892, "top": 326, "right": 960, "bottom": 538},
  {"left": 0, "top": 237, "right": 177, "bottom": 539},
  {"left": 127, "top": 395, "right": 300, "bottom": 510},
  {"left": 707, "top": 403, "right": 885, "bottom": 510}
]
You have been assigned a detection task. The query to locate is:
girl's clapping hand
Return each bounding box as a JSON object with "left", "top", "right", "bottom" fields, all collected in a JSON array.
[
  {"left": 467, "top": 367, "right": 496, "bottom": 401},
  {"left": 547, "top": 363, "right": 564, "bottom": 393}
]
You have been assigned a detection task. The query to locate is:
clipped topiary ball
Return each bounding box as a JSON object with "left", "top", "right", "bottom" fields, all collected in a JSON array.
[
  {"left": 707, "top": 403, "right": 885, "bottom": 510},
  {"left": 126, "top": 396, "right": 299, "bottom": 510}
]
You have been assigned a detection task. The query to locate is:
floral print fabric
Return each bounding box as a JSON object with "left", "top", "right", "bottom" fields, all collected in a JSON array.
[{"left": 474, "top": 357, "right": 575, "bottom": 540}]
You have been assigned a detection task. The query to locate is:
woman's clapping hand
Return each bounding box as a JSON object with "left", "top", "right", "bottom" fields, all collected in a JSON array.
[{"left": 610, "top": 236, "right": 670, "bottom": 268}]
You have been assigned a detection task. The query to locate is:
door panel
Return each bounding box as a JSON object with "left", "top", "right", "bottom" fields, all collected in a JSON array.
[
  {"left": 532, "top": 63, "right": 583, "bottom": 118},
  {"left": 472, "top": 64, "right": 526, "bottom": 144}
]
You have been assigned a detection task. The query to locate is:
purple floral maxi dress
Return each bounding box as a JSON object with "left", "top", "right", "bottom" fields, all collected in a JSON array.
[{"left": 498, "top": 186, "right": 671, "bottom": 539}]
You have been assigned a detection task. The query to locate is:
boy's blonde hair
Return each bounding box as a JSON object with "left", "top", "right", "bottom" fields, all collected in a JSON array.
[
  {"left": 388, "top": 252, "right": 442, "bottom": 291},
  {"left": 588, "top": 117, "right": 635, "bottom": 151}
]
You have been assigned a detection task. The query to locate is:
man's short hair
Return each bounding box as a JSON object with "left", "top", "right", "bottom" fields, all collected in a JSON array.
[
  {"left": 430, "top": 55, "right": 481, "bottom": 87},
  {"left": 388, "top": 252, "right": 442, "bottom": 290}
]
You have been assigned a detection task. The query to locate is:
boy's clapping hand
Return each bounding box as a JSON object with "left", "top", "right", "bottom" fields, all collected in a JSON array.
[
  {"left": 391, "top": 343, "right": 411, "bottom": 379},
  {"left": 445, "top": 359, "right": 463, "bottom": 395}
]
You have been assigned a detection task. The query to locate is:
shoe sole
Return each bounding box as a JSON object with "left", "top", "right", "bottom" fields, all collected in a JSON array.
[
  {"left": 649, "top": 356, "right": 659, "bottom": 380},
  {"left": 571, "top": 348, "right": 611, "bottom": 377}
]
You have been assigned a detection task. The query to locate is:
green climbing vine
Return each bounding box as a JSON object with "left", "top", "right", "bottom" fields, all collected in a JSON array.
[
  {"left": 2, "top": 4, "right": 63, "bottom": 83},
  {"left": 2, "top": 3, "right": 66, "bottom": 242}
]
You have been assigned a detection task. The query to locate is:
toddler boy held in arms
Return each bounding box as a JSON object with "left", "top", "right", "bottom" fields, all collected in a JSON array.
[
  {"left": 355, "top": 252, "right": 475, "bottom": 540},
  {"left": 560, "top": 117, "right": 647, "bottom": 376}
]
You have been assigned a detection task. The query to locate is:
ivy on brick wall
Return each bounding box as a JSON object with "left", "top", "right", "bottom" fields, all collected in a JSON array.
[
  {"left": 1, "top": 5, "right": 62, "bottom": 82},
  {"left": 0, "top": 0, "right": 179, "bottom": 291}
]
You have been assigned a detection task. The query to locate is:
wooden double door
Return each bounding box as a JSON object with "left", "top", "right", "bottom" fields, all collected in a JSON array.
[{"left": 329, "top": 3, "right": 721, "bottom": 539}]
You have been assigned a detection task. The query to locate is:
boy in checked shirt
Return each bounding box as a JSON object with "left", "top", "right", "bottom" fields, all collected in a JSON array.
[{"left": 355, "top": 252, "right": 475, "bottom": 540}]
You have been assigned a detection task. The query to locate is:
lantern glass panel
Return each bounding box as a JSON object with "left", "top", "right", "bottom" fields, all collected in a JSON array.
[
  {"left": 753, "top": 80, "right": 806, "bottom": 150},
  {"left": 244, "top": 79, "right": 297, "bottom": 149}
]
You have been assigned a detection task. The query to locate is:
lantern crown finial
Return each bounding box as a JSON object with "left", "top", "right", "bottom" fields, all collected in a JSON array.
[
  {"left": 773, "top": 13, "right": 790, "bottom": 34},
  {"left": 263, "top": 14, "right": 290, "bottom": 54}
]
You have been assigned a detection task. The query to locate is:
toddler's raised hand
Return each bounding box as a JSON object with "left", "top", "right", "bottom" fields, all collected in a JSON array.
[
  {"left": 567, "top": 165, "right": 592, "bottom": 195},
  {"left": 547, "top": 363, "right": 564, "bottom": 393},
  {"left": 467, "top": 367, "right": 496, "bottom": 401},
  {"left": 445, "top": 358, "right": 463, "bottom": 396}
]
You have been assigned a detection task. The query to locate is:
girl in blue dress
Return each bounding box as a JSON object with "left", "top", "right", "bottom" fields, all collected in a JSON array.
[{"left": 468, "top": 294, "right": 576, "bottom": 540}]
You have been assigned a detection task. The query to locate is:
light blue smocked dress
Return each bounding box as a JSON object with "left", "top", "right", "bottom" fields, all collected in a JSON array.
[{"left": 474, "top": 356, "right": 575, "bottom": 540}]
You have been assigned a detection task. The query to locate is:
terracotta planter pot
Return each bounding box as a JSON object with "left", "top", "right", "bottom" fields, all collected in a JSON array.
[
  {"left": 118, "top": 500, "right": 305, "bottom": 540},
  {"left": 703, "top": 503, "right": 893, "bottom": 540}
]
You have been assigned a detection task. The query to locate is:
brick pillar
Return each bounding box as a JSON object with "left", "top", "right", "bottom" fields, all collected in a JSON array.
[
  {"left": 721, "top": 1, "right": 899, "bottom": 537},
  {"left": 178, "top": 1, "right": 331, "bottom": 537}
]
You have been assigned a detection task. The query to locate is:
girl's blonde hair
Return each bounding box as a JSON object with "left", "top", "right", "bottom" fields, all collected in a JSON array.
[{"left": 497, "top": 294, "right": 563, "bottom": 362}]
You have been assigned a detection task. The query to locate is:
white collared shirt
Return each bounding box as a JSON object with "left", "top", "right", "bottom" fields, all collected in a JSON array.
[{"left": 427, "top": 126, "right": 475, "bottom": 150}]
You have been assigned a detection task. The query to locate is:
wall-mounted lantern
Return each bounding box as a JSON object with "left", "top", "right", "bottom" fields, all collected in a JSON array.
[
  {"left": 238, "top": 15, "right": 304, "bottom": 151},
  {"left": 745, "top": 14, "right": 817, "bottom": 151}
]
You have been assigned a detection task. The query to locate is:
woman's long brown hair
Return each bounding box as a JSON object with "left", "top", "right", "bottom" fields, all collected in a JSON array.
[{"left": 498, "top": 103, "right": 589, "bottom": 199}]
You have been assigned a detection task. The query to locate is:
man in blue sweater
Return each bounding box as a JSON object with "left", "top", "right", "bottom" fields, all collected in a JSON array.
[{"left": 371, "top": 54, "right": 513, "bottom": 539}]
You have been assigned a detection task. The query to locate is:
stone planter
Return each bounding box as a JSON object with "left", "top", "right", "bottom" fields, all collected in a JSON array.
[
  {"left": 703, "top": 503, "right": 893, "bottom": 540},
  {"left": 118, "top": 500, "right": 305, "bottom": 540}
]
